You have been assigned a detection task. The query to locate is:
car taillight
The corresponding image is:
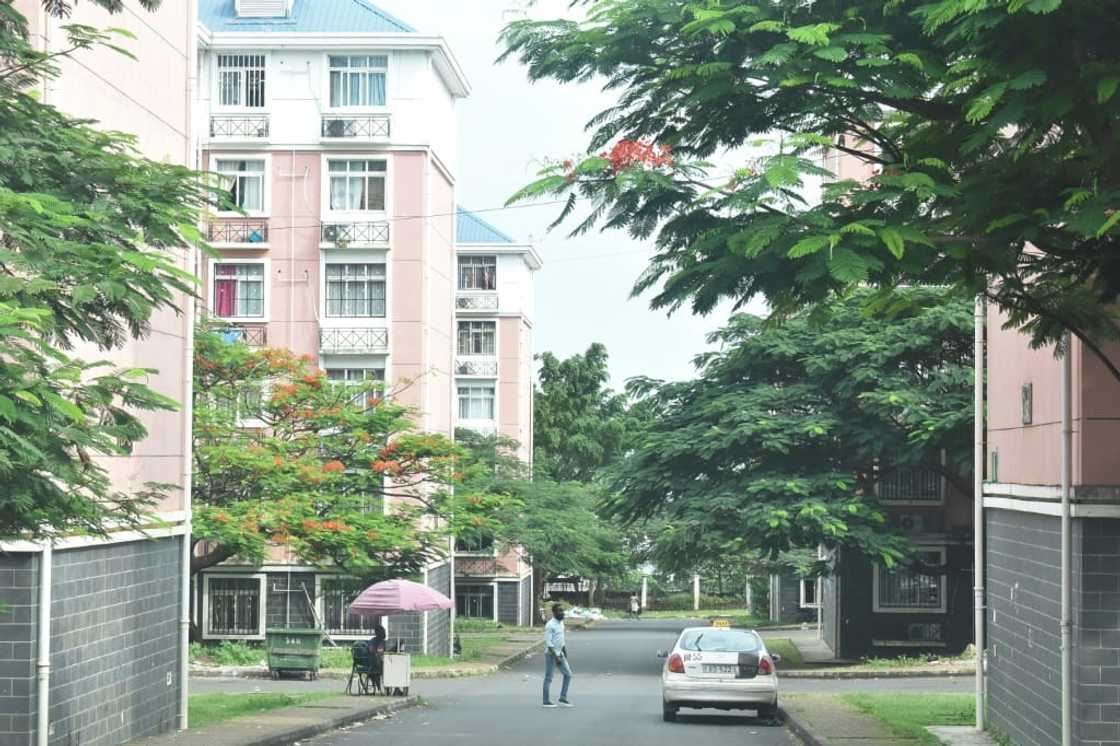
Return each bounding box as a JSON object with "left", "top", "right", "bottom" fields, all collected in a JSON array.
[
  {"left": 758, "top": 656, "right": 774, "bottom": 675},
  {"left": 668, "top": 654, "right": 685, "bottom": 674}
]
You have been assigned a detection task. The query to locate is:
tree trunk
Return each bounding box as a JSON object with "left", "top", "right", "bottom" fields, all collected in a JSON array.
[
  {"left": 588, "top": 577, "right": 597, "bottom": 607},
  {"left": 191, "top": 543, "right": 237, "bottom": 575}
]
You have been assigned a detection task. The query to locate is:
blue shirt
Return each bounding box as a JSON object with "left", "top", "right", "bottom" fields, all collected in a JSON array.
[{"left": 545, "top": 617, "right": 566, "bottom": 656}]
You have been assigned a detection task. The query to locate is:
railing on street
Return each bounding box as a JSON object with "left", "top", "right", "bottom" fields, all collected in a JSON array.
[
  {"left": 210, "top": 115, "right": 270, "bottom": 139},
  {"left": 320, "top": 327, "right": 389, "bottom": 354},
  {"left": 321, "top": 222, "right": 390, "bottom": 245},
  {"left": 455, "top": 292, "right": 500, "bottom": 311},
  {"left": 321, "top": 114, "right": 391, "bottom": 139},
  {"left": 208, "top": 220, "right": 269, "bottom": 245}
]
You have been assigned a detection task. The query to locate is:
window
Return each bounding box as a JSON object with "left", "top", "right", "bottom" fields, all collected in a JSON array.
[
  {"left": 325, "top": 263, "right": 386, "bottom": 318},
  {"left": 458, "top": 384, "right": 495, "bottom": 420},
  {"left": 678, "top": 628, "right": 761, "bottom": 653},
  {"left": 216, "top": 159, "right": 265, "bottom": 212},
  {"left": 874, "top": 548, "right": 946, "bottom": 613},
  {"left": 800, "top": 577, "right": 821, "bottom": 609},
  {"left": 456, "top": 585, "right": 494, "bottom": 620},
  {"left": 326, "top": 367, "right": 385, "bottom": 407},
  {"left": 217, "top": 53, "right": 266, "bottom": 108},
  {"left": 328, "top": 160, "right": 387, "bottom": 212},
  {"left": 877, "top": 467, "right": 943, "bottom": 503},
  {"left": 329, "top": 55, "right": 387, "bottom": 108},
  {"left": 455, "top": 535, "right": 495, "bottom": 554},
  {"left": 458, "top": 256, "right": 497, "bottom": 291},
  {"left": 207, "top": 576, "right": 261, "bottom": 636},
  {"left": 213, "top": 384, "right": 263, "bottom": 421},
  {"left": 322, "top": 577, "right": 381, "bottom": 636},
  {"left": 457, "top": 321, "right": 496, "bottom": 356},
  {"left": 213, "top": 263, "right": 265, "bottom": 318}
]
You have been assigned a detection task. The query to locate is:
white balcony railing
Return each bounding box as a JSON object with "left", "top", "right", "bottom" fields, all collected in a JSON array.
[
  {"left": 455, "top": 356, "right": 498, "bottom": 377},
  {"left": 210, "top": 114, "right": 270, "bottom": 140},
  {"left": 321, "top": 221, "right": 390, "bottom": 246},
  {"left": 320, "top": 327, "right": 389, "bottom": 354},
  {"left": 321, "top": 114, "right": 391, "bottom": 140},
  {"left": 207, "top": 219, "right": 268, "bottom": 246},
  {"left": 455, "top": 292, "right": 499, "bottom": 311}
]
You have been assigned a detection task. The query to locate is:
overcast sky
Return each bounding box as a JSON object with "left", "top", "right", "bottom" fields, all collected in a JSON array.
[{"left": 376, "top": 0, "right": 764, "bottom": 389}]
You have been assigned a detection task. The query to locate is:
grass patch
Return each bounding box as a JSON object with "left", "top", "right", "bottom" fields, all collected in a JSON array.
[
  {"left": 763, "top": 638, "right": 803, "bottom": 669},
  {"left": 189, "top": 692, "right": 333, "bottom": 729},
  {"left": 321, "top": 633, "right": 514, "bottom": 670},
  {"left": 842, "top": 693, "right": 974, "bottom": 745},
  {"left": 857, "top": 648, "right": 975, "bottom": 669},
  {"left": 189, "top": 641, "right": 265, "bottom": 667}
]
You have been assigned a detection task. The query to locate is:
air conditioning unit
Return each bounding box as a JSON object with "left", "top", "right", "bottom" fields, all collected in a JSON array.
[
  {"left": 323, "top": 224, "right": 342, "bottom": 242},
  {"left": 324, "top": 118, "right": 349, "bottom": 138},
  {"left": 897, "top": 513, "right": 926, "bottom": 533}
]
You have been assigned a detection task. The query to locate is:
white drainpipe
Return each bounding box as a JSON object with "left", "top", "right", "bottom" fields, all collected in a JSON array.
[
  {"left": 36, "top": 543, "right": 53, "bottom": 746},
  {"left": 180, "top": 0, "right": 200, "bottom": 730},
  {"left": 1060, "top": 334, "right": 1073, "bottom": 746},
  {"left": 973, "top": 297, "right": 986, "bottom": 731}
]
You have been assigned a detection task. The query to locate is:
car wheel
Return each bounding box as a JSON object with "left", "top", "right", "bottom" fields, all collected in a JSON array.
[
  {"left": 756, "top": 703, "right": 777, "bottom": 722},
  {"left": 662, "top": 702, "right": 678, "bottom": 722}
]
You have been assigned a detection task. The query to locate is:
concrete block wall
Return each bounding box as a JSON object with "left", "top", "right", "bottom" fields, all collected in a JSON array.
[
  {"left": 47, "top": 538, "right": 182, "bottom": 746},
  {"left": 520, "top": 575, "right": 533, "bottom": 627},
  {"left": 986, "top": 508, "right": 1064, "bottom": 746},
  {"left": 265, "top": 573, "right": 316, "bottom": 630},
  {"left": 497, "top": 582, "right": 518, "bottom": 626},
  {"left": 0, "top": 554, "right": 37, "bottom": 746},
  {"left": 1074, "top": 518, "right": 1120, "bottom": 746},
  {"left": 426, "top": 563, "right": 451, "bottom": 657}
]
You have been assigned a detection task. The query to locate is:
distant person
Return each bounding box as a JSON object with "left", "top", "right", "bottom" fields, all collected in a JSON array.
[
  {"left": 629, "top": 594, "right": 641, "bottom": 619},
  {"left": 542, "top": 603, "right": 573, "bottom": 708}
]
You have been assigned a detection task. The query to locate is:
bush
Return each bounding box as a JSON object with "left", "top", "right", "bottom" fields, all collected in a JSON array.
[
  {"left": 648, "top": 593, "right": 743, "bottom": 611},
  {"left": 456, "top": 617, "right": 503, "bottom": 632},
  {"left": 190, "top": 640, "right": 265, "bottom": 667}
]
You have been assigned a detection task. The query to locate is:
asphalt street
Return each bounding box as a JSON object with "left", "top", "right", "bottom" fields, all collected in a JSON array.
[{"left": 305, "top": 619, "right": 795, "bottom": 746}]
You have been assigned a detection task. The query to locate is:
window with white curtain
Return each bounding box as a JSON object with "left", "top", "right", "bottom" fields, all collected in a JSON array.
[
  {"left": 457, "top": 321, "right": 496, "bottom": 356},
  {"left": 213, "top": 263, "right": 265, "bottom": 318},
  {"left": 215, "top": 159, "right": 265, "bottom": 212},
  {"left": 326, "top": 367, "right": 385, "bottom": 407},
  {"left": 458, "top": 255, "right": 497, "bottom": 291},
  {"left": 329, "top": 55, "right": 388, "bottom": 107},
  {"left": 325, "top": 263, "right": 386, "bottom": 318},
  {"left": 217, "top": 53, "right": 266, "bottom": 108},
  {"left": 328, "top": 160, "right": 386, "bottom": 212},
  {"left": 458, "top": 384, "right": 495, "bottom": 420}
]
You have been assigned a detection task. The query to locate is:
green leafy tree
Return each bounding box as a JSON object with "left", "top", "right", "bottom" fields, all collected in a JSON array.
[
  {"left": 503, "top": 0, "right": 1120, "bottom": 380},
  {"left": 534, "top": 343, "right": 630, "bottom": 482},
  {"left": 191, "top": 329, "right": 501, "bottom": 580},
  {"left": 0, "top": 0, "right": 209, "bottom": 539},
  {"left": 605, "top": 288, "right": 973, "bottom": 566}
]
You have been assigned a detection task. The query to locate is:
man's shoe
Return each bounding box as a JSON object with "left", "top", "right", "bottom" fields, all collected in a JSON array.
[
  {"left": 542, "top": 702, "right": 557, "bottom": 708},
  {"left": 559, "top": 699, "right": 574, "bottom": 707}
]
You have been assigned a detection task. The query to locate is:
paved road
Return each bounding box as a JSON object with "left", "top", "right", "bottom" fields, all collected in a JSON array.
[{"left": 303, "top": 619, "right": 794, "bottom": 746}]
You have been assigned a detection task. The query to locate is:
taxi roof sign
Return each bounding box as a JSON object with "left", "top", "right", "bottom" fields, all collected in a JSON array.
[{"left": 711, "top": 617, "right": 731, "bottom": 628}]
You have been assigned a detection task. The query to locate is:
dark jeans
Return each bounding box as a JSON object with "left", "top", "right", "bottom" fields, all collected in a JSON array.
[{"left": 543, "top": 653, "right": 572, "bottom": 703}]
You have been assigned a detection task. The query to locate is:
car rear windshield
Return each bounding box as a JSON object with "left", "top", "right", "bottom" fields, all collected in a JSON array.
[{"left": 678, "top": 629, "right": 761, "bottom": 653}]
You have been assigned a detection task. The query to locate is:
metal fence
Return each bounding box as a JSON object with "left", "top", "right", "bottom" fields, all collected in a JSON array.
[
  {"left": 455, "top": 358, "right": 499, "bottom": 376},
  {"left": 455, "top": 293, "right": 500, "bottom": 311},
  {"left": 208, "top": 220, "right": 269, "bottom": 244},
  {"left": 220, "top": 325, "right": 267, "bottom": 347},
  {"left": 321, "top": 114, "right": 390, "bottom": 139},
  {"left": 321, "top": 221, "right": 390, "bottom": 245},
  {"left": 210, "top": 115, "right": 270, "bottom": 139},
  {"left": 320, "top": 327, "right": 389, "bottom": 354}
]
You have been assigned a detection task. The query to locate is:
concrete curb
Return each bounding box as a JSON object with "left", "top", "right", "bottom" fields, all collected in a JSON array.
[
  {"left": 780, "top": 705, "right": 824, "bottom": 746},
  {"left": 779, "top": 667, "right": 975, "bottom": 680},
  {"left": 235, "top": 697, "right": 418, "bottom": 746}
]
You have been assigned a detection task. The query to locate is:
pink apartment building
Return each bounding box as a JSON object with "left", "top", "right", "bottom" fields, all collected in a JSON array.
[
  {"left": 193, "top": 0, "right": 539, "bottom": 653},
  {"left": 1, "top": 1, "right": 196, "bottom": 743}
]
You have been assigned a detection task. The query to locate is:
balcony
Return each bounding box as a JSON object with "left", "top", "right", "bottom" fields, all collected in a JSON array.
[
  {"left": 455, "top": 357, "right": 498, "bottom": 377},
  {"left": 320, "top": 327, "right": 389, "bottom": 354},
  {"left": 207, "top": 219, "right": 268, "bottom": 247},
  {"left": 455, "top": 292, "right": 499, "bottom": 312},
  {"left": 209, "top": 114, "right": 270, "bottom": 140},
  {"left": 220, "top": 325, "right": 267, "bottom": 348},
  {"left": 321, "top": 114, "right": 390, "bottom": 141},
  {"left": 321, "top": 221, "right": 390, "bottom": 247}
]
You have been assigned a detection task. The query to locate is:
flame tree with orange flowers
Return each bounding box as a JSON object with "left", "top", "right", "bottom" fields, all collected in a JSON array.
[{"left": 189, "top": 326, "right": 503, "bottom": 586}]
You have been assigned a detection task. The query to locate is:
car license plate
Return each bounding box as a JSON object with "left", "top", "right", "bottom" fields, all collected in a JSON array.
[{"left": 703, "top": 664, "right": 738, "bottom": 675}]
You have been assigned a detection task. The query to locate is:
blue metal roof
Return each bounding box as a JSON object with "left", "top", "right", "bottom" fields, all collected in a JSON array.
[
  {"left": 199, "top": 0, "right": 416, "bottom": 34},
  {"left": 457, "top": 207, "right": 515, "bottom": 245}
]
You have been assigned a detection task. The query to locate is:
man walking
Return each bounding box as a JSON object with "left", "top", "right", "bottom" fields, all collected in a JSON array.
[{"left": 542, "top": 603, "right": 573, "bottom": 707}]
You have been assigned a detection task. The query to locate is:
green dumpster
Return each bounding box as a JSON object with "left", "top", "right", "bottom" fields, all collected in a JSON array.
[{"left": 266, "top": 628, "right": 322, "bottom": 680}]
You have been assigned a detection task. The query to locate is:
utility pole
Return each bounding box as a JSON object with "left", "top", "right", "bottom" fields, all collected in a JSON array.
[{"left": 693, "top": 574, "right": 700, "bottom": 612}]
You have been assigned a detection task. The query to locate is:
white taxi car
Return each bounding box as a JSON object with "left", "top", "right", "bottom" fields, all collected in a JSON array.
[{"left": 658, "top": 620, "right": 780, "bottom": 722}]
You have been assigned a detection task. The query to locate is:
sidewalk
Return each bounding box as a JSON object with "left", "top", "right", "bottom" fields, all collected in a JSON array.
[
  {"left": 134, "top": 695, "right": 415, "bottom": 746},
  {"left": 782, "top": 694, "right": 922, "bottom": 745}
]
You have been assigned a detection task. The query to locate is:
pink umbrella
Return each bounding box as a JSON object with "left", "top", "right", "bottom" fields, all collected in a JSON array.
[{"left": 348, "top": 578, "right": 455, "bottom": 617}]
